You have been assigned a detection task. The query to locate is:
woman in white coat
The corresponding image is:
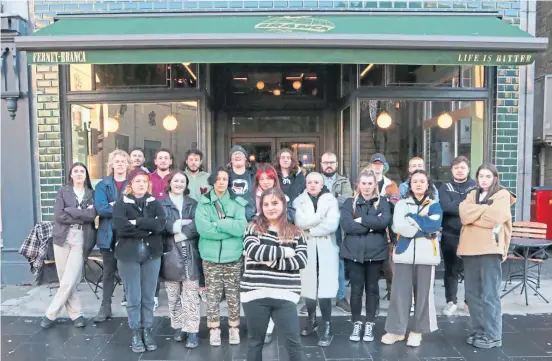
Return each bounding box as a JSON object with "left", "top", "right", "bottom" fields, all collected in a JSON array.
[{"left": 293, "top": 172, "right": 340, "bottom": 347}]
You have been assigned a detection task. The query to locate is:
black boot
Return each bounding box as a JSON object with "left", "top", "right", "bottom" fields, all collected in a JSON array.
[
  {"left": 301, "top": 313, "right": 318, "bottom": 336},
  {"left": 143, "top": 328, "right": 157, "bottom": 352},
  {"left": 93, "top": 302, "right": 112, "bottom": 323},
  {"left": 131, "top": 329, "right": 146, "bottom": 353},
  {"left": 317, "top": 322, "right": 333, "bottom": 347}
]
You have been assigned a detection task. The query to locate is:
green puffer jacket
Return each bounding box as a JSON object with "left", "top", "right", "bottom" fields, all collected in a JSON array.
[{"left": 195, "top": 189, "right": 248, "bottom": 263}]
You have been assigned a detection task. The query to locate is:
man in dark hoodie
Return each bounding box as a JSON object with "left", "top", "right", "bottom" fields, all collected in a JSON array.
[
  {"left": 274, "top": 148, "right": 306, "bottom": 205},
  {"left": 438, "top": 156, "right": 477, "bottom": 316},
  {"left": 227, "top": 145, "right": 256, "bottom": 221}
]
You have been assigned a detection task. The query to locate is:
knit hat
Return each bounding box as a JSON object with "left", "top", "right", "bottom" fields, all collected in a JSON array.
[
  {"left": 129, "top": 168, "right": 149, "bottom": 183},
  {"left": 230, "top": 145, "right": 248, "bottom": 158}
]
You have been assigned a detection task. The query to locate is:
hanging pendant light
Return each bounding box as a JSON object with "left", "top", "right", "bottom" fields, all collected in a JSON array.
[
  {"left": 376, "top": 111, "right": 392, "bottom": 129},
  {"left": 163, "top": 114, "right": 178, "bottom": 131},
  {"left": 106, "top": 117, "right": 119, "bottom": 133},
  {"left": 256, "top": 81, "right": 265, "bottom": 90},
  {"left": 292, "top": 80, "right": 302, "bottom": 90},
  {"left": 437, "top": 112, "right": 453, "bottom": 129},
  {"left": 273, "top": 89, "right": 281, "bottom": 96}
]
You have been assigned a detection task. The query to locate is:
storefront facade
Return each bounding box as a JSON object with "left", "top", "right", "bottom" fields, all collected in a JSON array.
[{"left": 12, "top": 1, "right": 545, "bottom": 253}]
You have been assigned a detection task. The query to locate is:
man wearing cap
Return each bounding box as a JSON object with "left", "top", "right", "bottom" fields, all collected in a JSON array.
[
  {"left": 227, "top": 145, "right": 256, "bottom": 221},
  {"left": 370, "top": 153, "right": 400, "bottom": 205}
]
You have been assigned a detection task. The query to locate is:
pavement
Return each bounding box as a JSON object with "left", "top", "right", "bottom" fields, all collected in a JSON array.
[{"left": 1, "top": 276, "right": 552, "bottom": 361}]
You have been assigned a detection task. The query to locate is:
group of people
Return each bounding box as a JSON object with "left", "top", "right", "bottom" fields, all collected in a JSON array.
[{"left": 41, "top": 144, "right": 515, "bottom": 360}]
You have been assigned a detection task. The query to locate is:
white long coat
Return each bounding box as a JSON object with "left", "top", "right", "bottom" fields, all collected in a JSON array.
[{"left": 293, "top": 191, "right": 340, "bottom": 300}]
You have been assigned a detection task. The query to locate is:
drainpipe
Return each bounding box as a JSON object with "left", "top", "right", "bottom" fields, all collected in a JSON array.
[{"left": 516, "top": 1, "right": 537, "bottom": 220}]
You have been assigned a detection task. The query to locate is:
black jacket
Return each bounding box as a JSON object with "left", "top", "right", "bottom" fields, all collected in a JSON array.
[
  {"left": 53, "top": 185, "right": 97, "bottom": 259},
  {"left": 113, "top": 193, "right": 167, "bottom": 262},
  {"left": 438, "top": 179, "right": 477, "bottom": 245},
  {"left": 159, "top": 195, "right": 201, "bottom": 282},
  {"left": 279, "top": 170, "right": 306, "bottom": 205},
  {"left": 340, "top": 196, "right": 392, "bottom": 262}
]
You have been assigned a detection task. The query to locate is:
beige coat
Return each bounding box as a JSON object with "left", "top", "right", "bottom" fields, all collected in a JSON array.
[{"left": 458, "top": 189, "right": 516, "bottom": 260}]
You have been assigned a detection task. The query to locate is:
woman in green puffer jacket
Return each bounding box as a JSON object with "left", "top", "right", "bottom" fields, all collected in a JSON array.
[{"left": 195, "top": 166, "right": 248, "bottom": 347}]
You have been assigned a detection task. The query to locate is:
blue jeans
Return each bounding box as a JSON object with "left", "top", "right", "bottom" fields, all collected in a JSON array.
[
  {"left": 336, "top": 260, "right": 346, "bottom": 300},
  {"left": 118, "top": 257, "right": 161, "bottom": 330}
]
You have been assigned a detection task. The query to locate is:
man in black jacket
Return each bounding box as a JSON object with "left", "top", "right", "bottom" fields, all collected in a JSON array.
[{"left": 438, "top": 156, "right": 477, "bottom": 316}]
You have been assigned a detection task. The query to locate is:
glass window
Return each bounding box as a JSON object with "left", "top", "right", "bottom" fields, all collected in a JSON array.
[
  {"left": 69, "top": 63, "right": 199, "bottom": 91},
  {"left": 231, "top": 115, "right": 319, "bottom": 133},
  {"left": 359, "top": 64, "right": 385, "bottom": 86},
  {"left": 359, "top": 99, "right": 486, "bottom": 183},
  {"left": 70, "top": 101, "right": 199, "bottom": 184},
  {"left": 387, "top": 65, "right": 461, "bottom": 87},
  {"left": 340, "top": 106, "right": 352, "bottom": 178},
  {"left": 228, "top": 68, "right": 322, "bottom": 98}
]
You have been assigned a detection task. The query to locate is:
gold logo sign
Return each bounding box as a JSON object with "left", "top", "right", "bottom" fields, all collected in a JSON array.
[
  {"left": 457, "top": 53, "right": 533, "bottom": 64},
  {"left": 255, "top": 16, "right": 335, "bottom": 33},
  {"left": 32, "top": 51, "right": 87, "bottom": 64}
]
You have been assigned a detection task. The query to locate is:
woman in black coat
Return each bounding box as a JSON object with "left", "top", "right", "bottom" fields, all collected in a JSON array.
[
  {"left": 159, "top": 170, "right": 201, "bottom": 349},
  {"left": 340, "top": 170, "right": 392, "bottom": 343},
  {"left": 113, "top": 170, "right": 166, "bottom": 353},
  {"left": 41, "top": 162, "right": 96, "bottom": 330}
]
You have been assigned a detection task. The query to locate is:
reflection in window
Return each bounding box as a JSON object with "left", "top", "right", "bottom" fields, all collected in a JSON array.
[
  {"left": 69, "top": 63, "right": 199, "bottom": 91},
  {"left": 359, "top": 64, "right": 384, "bottom": 86},
  {"left": 340, "top": 106, "right": 352, "bottom": 178},
  {"left": 232, "top": 115, "right": 319, "bottom": 133},
  {"left": 70, "top": 101, "right": 199, "bottom": 184},
  {"left": 359, "top": 99, "right": 485, "bottom": 183}
]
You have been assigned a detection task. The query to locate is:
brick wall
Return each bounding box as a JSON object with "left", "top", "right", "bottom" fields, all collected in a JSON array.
[{"left": 29, "top": 0, "right": 524, "bottom": 219}]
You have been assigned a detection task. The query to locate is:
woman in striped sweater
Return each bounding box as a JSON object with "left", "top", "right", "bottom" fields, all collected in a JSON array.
[{"left": 241, "top": 187, "right": 308, "bottom": 361}]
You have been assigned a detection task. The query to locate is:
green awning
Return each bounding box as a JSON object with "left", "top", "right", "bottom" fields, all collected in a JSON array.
[{"left": 17, "top": 13, "right": 547, "bottom": 66}]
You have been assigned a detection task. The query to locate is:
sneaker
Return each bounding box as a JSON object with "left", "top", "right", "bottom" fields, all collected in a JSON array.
[
  {"left": 363, "top": 322, "right": 375, "bottom": 342},
  {"left": 199, "top": 287, "right": 207, "bottom": 303},
  {"left": 466, "top": 332, "right": 479, "bottom": 345},
  {"left": 121, "top": 297, "right": 127, "bottom": 307},
  {"left": 229, "top": 327, "right": 240, "bottom": 345},
  {"left": 210, "top": 328, "right": 221, "bottom": 346},
  {"left": 349, "top": 321, "right": 363, "bottom": 342},
  {"left": 40, "top": 316, "right": 55, "bottom": 329},
  {"left": 406, "top": 332, "right": 422, "bottom": 347},
  {"left": 473, "top": 335, "right": 502, "bottom": 349},
  {"left": 153, "top": 297, "right": 159, "bottom": 312},
  {"left": 443, "top": 302, "right": 458, "bottom": 316},
  {"left": 463, "top": 303, "right": 470, "bottom": 314},
  {"left": 73, "top": 316, "right": 86, "bottom": 328},
  {"left": 299, "top": 304, "right": 308, "bottom": 315},
  {"left": 381, "top": 333, "right": 405, "bottom": 345},
  {"left": 264, "top": 333, "right": 273, "bottom": 344},
  {"left": 336, "top": 298, "right": 351, "bottom": 313}
]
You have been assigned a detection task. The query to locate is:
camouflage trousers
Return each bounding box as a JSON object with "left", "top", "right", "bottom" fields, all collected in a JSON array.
[{"left": 203, "top": 259, "right": 243, "bottom": 328}]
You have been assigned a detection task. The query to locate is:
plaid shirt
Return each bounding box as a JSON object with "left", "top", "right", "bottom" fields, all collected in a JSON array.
[{"left": 19, "top": 221, "right": 54, "bottom": 277}]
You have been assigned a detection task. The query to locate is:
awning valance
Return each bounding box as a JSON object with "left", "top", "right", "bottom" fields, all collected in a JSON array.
[{"left": 16, "top": 13, "right": 548, "bottom": 66}]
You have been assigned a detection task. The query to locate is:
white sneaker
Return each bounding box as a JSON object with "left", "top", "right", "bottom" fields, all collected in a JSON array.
[
  {"left": 363, "top": 322, "right": 375, "bottom": 342},
  {"left": 443, "top": 302, "right": 458, "bottom": 316},
  {"left": 407, "top": 332, "right": 422, "bottom": 347},
  {"left": 349, "top": 321, "right": 362, "bottom": 342},
  {"left": 210, "top": 328, "right": 221, "bottom": 346},
  {"left": 153, "top": 297, "right": 159, "bottom": 311},
  {"left": 229, "top": 327, "right": 240, "bottom": 345}
]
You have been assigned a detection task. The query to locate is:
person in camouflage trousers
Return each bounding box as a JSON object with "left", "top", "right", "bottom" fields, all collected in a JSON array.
[{"left": 195, "top": 167, "right": 248, "bottom": 346}]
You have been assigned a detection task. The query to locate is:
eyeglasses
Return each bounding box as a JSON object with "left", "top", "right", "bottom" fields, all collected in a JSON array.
[{"left": 321, "top": 161, "right": 337, "bottom": 166}]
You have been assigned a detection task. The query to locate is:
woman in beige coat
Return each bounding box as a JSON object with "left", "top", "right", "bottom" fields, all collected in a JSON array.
[{"left": 458, "top": 163, "right": 515, "bottom": 350}]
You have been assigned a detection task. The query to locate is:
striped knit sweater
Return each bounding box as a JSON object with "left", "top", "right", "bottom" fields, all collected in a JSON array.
[{"left": 240, "top": 224, "right": 308, "bottom": 304}]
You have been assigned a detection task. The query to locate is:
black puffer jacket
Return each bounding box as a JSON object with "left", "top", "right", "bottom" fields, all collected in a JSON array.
[
  {"left": 340, "top": 195, "right": 392, "bottom": 262},
  {"left": 438, "top": 179, "right": 477, "bottom": 250},
  {"left": 113, "top": 193, "right": 166, "bottom": 262},
  {"left": 160, "top": 195, "right": 200, "bottom": 282}
]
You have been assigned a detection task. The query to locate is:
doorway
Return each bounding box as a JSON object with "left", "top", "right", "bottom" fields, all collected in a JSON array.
[{"left": 231, "top": 137, "right": 320, "bottom": 172}]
